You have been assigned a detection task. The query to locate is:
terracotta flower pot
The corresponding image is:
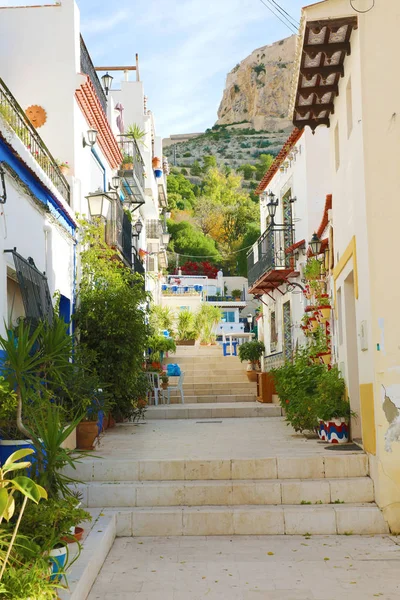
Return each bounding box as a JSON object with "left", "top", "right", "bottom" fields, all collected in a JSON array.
[
  {"left": 60, "top": 165, "right": 69, "bottom": 176},
  {"left": 161, "top": 382, "right": 168, "bottom": 390},
  {"left": 108, "top": 414, "right": 116, "bottom": 428},
  {"left": 76, "top": 421, "right": 98, "bottom": 450},
  {"left": 61, "top": 526, "right": 84, "bottom": 544},
  {"left": 246, "top": 370, "right": 259, "bottom": 382},
  {"left": 308, "top": 317, "right": 318, "bottom": 332},
  {"left": 318, "top": 306, "right": 331, "bottom": 322},
  {"left": 152, "top": 157, "right": 161, "bottom": 169}
]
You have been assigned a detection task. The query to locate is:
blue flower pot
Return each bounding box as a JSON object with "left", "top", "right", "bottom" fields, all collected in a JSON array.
[
  {"left": 49, "top": 545, "right": 68, "bottom": 581},
  {"left": 154, "top": 169, "right": 163, "bottom": 178}
]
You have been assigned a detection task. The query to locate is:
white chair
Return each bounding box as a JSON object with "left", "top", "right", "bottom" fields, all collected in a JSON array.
[
  {"left": 146, "top": 372, "right": 162, "bottom": 406},
  {"left": 162, "top": 372, "right": 185, "bottom": 405}
]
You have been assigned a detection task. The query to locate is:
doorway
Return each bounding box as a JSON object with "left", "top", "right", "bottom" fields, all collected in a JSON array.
[{"left": 343, "top": 272, "right": 362, "bottom": 441}]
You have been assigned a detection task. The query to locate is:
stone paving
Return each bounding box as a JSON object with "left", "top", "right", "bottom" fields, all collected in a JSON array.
[
  {"left": 88, "top": 534, "right": 400, "bottom": 600},
  {"left": 95, "top": 417, "right": 356, "bottom": 460}
]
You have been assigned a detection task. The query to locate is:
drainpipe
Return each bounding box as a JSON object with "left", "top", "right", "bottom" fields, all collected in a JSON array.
[{"left": 43, "top": 220, "right": 54, "bottom": 295}]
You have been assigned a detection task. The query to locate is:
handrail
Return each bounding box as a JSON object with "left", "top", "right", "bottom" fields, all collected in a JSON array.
[
  {"left": 0, "top": 78, "right": 70, "bottom": 204},
  {"left": 247, "top": 223, "right": 294, "bottom": 287}
]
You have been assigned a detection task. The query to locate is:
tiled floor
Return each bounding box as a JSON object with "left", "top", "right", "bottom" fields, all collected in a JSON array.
[
  {"left": 88, "top": 534, "right": 400, "bottom": 600},
  {"left": 95, "top": 417, "right": 359, "bottom": 460}
]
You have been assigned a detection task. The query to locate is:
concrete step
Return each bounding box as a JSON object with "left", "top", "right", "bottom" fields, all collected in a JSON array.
[
  {"left": 71, "top": 455, "right": 370, "bottom": 484},
  {"left": 168, "top": 394, "right": 257, "bottom": 404},
  {"left": 166, "top": 362, "right": 243, "bottom": 371},
  {"left": 182, "top": 382, "right": 256, "bottom": 390},
  {"left": 145, "top": 402, "right": 281, "bottom": 419},
  {"left": 184, "top": 375, "right": 250, "bottom": 384},
  {"left": 80, "top": 477, "right": 375, "bottom": 508},
  {"left": 102, "top": 504, "right": 389, "bottom": 536}
]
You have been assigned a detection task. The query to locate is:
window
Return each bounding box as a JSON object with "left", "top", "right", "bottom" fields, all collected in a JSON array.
[
  {"left": 7, "top": 276, "right": 25, "bottom": 325},
  {"left": 222, "top": 311, "right": 235, "bottom": 323},
  {"left": 346, "top": 77, "right": 353, "bottom": 137},
  {"left": 270, "top": 310, "right": 278, "bottom": 352},
  {"left": 334, "top": 123, "right": 340, "bottom": 171}
]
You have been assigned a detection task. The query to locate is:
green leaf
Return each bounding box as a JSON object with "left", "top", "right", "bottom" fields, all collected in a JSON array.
[
  {"left": 0, "top": 487, "right": 8, "bottom": 517},
  {"left": 11, "top": 476, "right": 42, "bottom": 503},
  {"left": 3, "top": 460, "right": 32, "bottom": 473},
  {"left": 36, "top": 484, "right": 48, "bottom": 500},
  {"left": 3, "top": 448, "right": 34, "bottom": 467},
  {"left": 3, "top": 494, "right": 15, "bottom": 522}
]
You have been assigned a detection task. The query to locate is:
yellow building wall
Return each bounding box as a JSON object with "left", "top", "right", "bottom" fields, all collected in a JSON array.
[{"left": 359, "top": 383, "right": 376, "bottom": 455}]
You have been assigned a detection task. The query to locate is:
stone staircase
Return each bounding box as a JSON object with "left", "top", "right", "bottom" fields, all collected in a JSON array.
[
  {"left": 148, "top": 345, "right": 280, "bottom": 419},
  {"left": 74, "top": 455, "right": 388, "bottom": 536},
  {"left": 71, "top": 344, "right": 389, "bottom": 537}
]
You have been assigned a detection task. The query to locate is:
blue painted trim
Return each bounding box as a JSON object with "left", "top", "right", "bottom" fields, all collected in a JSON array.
[
  {"left": 91, "top": 147, "right": 106, "bottom": 191},
  {"left": 0, "top": 139, "right": 76, "bottom": 234}
]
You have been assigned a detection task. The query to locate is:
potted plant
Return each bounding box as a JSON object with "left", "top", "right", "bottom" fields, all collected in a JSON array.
[
  {"left": 161, "top": 374, "right": 169, "bottom": 390},
  {"left": 57, "top": 160, "right": 70, "bottom": 176},
  {"left": 238, "top": 340, "right": 265, "bottom": 382},
  {"left": 122, "top": 153, "right": 133, "bottom": 170},
  {"left": 176, "top": 309, "right": 197, "bottom": 345},
  {"left": 76, "top": 411, "right": 98, "bottom": 451},
  {"left": 315, "top": 367, "right": 354, "bottom": 443},
  {"left": 231, "top": 289, "right": 242, "bottom": 301},
  {"left": 315, "top": 294, "right": 331, "bottom": 324},
  {"left": 195, "top": 305, "right": 222, "bottom": 346}
]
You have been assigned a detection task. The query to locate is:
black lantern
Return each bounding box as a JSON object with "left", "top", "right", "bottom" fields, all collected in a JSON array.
[
  {"left": 267, "top": 190, "right": 279, "bottom": 223},
  {"left": 83, "top": 128, "right": 98, "bottom": 148},
  {"left": 309, "top": 232, "right": 322, "bottom": 255},
  {"left": 101, "top": 72, "right": 113, "bottom": 96},
  {"left": 111, "top": 175, "right": 121, "bottom": 190},
  {"left": 133, "top": 219, "right": 143, "bottom": 236}
]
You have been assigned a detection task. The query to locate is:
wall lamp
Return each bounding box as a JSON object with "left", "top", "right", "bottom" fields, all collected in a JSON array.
[
  {"left": 101, "top": 72, "right": 113, "bottom": 96},
  {"left": 86, "top": 190, "right": 112, "bottom": 220},
  {"left": 309, "top": 232, "right": 322, "bottom": 255},
  {"left": 132, "top": 219, "right": 143, "bottom": 237},
  {"left": 83, "top": 128, "right": 98, "bottom": 148},
  {"left": 109, "top": 175, "right": 121, "bottom": 192},
  {"left": 267, "top": 190, "right": 279, "bottom": 225},
  {"left": 0, "top": 164, "right": 7, "bottom": 204}
]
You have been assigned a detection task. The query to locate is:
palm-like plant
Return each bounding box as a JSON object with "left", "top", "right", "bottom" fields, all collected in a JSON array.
[
  {"left": 125, "top": 123, "right": 147, "bottom": 147},
  {"left": 176, "top": 309, "right": 196, "bottom": 341},
  {"left": 195, "top": 305, "right": 222, "bottom": 345}
]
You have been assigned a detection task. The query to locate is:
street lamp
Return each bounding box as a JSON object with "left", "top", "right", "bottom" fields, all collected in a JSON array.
[
  {"left": 309, "top": 232, "right": 322, "bottom": 255},
  {"left": 162, "top": 231, "right": 171, "bottom": 246},
  {"left": 86, "top": 190, "right": 112, "bottom": 220},
  {"left": 132, "top": 219, "right": 143, "bottom": 237},
  {"left": 267, "top": 190, "right": 279, "bottom": 225},
  {"left": 101, "top": 72, "right": 113, "bottom": 96},
  {"left": 82, "top": 128, "right": 98, "bottom": 148}
]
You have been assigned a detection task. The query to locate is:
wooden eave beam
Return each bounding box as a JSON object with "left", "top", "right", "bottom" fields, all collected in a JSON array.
[
  {"left": 301, "top": 65, "right": 344, "bottom": 79},
  {"left": 299, "top": 85, "right": 338, "bottom": 99},
  {"left": 294, "top": 118, "right": 330, "bottom": 130},
  {"left": 306, "top": 16, "right": 358, "bottom": 32},
  {"left": 296, "top": 103, "right": 334, "bottom": 117},
  {"left": 303, "top": 42, "right": 350, "bottom": 55},
  {"left": 95, "top": 66, "right": 136, "bottom": 71}
]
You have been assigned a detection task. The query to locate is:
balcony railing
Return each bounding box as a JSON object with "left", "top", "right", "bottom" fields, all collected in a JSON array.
[
  {"left": 0, "top": 78, "right": 70, "bottom": 204},
  {"left": 132, "top": 248, "right": 145, "bottom": 276},
  {"left": 118, "top": 136, "right": 146, "bottom": 197},
  {"left": 146, "top": 219, "right": 162, "bottom": 239},
  {"left": 105, "top": 198, "right": 132, "bottom": 266},
  {"left": 80, "top": 36, "right": 107, "bottom": 114},
  {"left": 247, "top": 224, "right": 294, "bottom": 288}
]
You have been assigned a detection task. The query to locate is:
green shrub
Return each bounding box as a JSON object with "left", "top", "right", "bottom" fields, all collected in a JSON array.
[
  {"left": 238, "top": 341, "right": 265, "bottom": 364},
  {"left": 315, "top": 367, "right": 351, "bottom": 421}
]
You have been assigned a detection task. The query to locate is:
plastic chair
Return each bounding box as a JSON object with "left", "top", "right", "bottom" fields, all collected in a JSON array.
[
  {"left": 146, "top": 372, "right": 161, "bottom": 406},
  {"left": 162, "top": 372, "right": 185, "bottom": 405}
]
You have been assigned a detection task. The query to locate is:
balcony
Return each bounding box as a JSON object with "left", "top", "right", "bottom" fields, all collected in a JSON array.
[
  {"left": 105, "top": 198, "right": 132, "bottom": 267},
  {"left": 247, "top": 224, "right": 295, "bottom": 294},
  {"left": 0, "top": 78, "right": 70, "bottom": 204},
  {"left": 146, "top": 219, "right": 163, "bottom": 240},
  {"left": 132, "top": 247, "right": 145, "bottom": 276},
  {"left": 80, "top": 36, "right": 107, "bottom": 115},
  {"left": 118, "top": 136, "right": 146, "bottom": 207}
]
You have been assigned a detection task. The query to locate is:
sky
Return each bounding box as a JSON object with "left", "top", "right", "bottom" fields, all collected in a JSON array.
[{"left": 3, "top": 0, "right": 307, "bottom": 137}]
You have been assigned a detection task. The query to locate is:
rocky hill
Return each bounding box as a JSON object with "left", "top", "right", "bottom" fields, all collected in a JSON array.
[
  {"left": 163, "top": 35, "right": 296, "bottom": 179},
  {"left": 217, "top": 35, "right": 296, "bottom": 132}
]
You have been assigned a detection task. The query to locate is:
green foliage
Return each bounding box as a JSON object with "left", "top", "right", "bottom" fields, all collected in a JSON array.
[
  {"left": 148, "top": 335, "right": 176, "bottom": 361},
  {"left": 237, "top": 224, "right": 260, "bottom": 276},
  {"left": 254, "top": 153, "right": 274, "bottom": 180},
  {"left": 150, "top": 305, "right": 175, "bottom": 333},
  {"left": 75, "top": 219, "right": 150, "bottom": 420},
  {"left": 125, "top": 123, "right": 147, "bottom": 147},
  {"left": 233, "top": 84, "right": 240, "bottom": 93},
  {"left": 272, "top": 349, "right": 324, "bottom": 432},
  {"left": 238, "top": 341, "right": 265, "bottom": 363},
  {"left": 231, "top": 289, "right": 242, "bottom": 298},
  {"left": 183, "top": 151, "right": 192, "bottom": 157},
  {"left": 315, "top": 367, "right": 351, "bottom": 421},
  {"left": 195, "top": 305, "right": 222, "bottom": 344},
  {"left": 0, "top": 561, "right": 61, "bottom": 599},
  {"left": 180, "top": 167, "right": 188, "bottom": 175},
  {"left": 253, "top": 63, "right": 266, "bottom": 76},
  {"left": 18, "top": 495, "right": 91, "bottom": 553},
  {"left": 190, "top": 160, "right": 203, "bottom": 176},
  {"left": 175, "top": 309, "right": 196, "bottom": 341},
  {"left": 167, "top": 220, "right": 221, "bottom": 265},
  {"left": 238, "top": 163, "right": 256, "bottom": 180},
  {"left": 203, "top": 155, "right": 217, "bottom": 170},
  {"left": 304, "top": 258, "right": 322, "bottom": 280},
  {"left": 167, "top": 172, "right": 196, "bottom": 210}
]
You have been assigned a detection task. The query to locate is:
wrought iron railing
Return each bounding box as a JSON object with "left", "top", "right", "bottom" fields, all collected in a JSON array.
[
  {"left": 105, "top": 198, "right": 132, "bottom": 266},
  {"left": 0, "top": 79, "right": 70, "bottom": 204},
  {"left": 132, "top": 248, "right": 145, "bottom": 276},
  {"left": 118, "top": 136, "right": 145, "bottom": 192},
  {"left": 80, "top": 36, "right": 107, "bottom": 114},
  {"left": 146, "top": 219, "right": 162, "bottom": 239},
  {"left": 247, "top": 224, "right": 294, "bottom": 288}
]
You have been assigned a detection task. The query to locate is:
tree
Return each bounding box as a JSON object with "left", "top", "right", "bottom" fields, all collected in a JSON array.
[
  {"left": 167, "top": 220, "right": 221, "bottom": 267},
  {"left": 194, "top": 196, "right": 223, "bottom": 236},
  {"left": 237, "top": 224, "right": 260, "bottom": 276},
  {"left": 203, "top": 155, "right": 217, "bottom": 170},
  {"left": 190, "top": 160, "right": 202, "bottom": 176},
  {"left": 238, "top": 163, "right": 257, "bottom": 180},
  {"left": 254, "top": 153, "right": 274, "bottom": 181},
  {"left": 167, "top": 172, "right": 196, "bottom": 210}
]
